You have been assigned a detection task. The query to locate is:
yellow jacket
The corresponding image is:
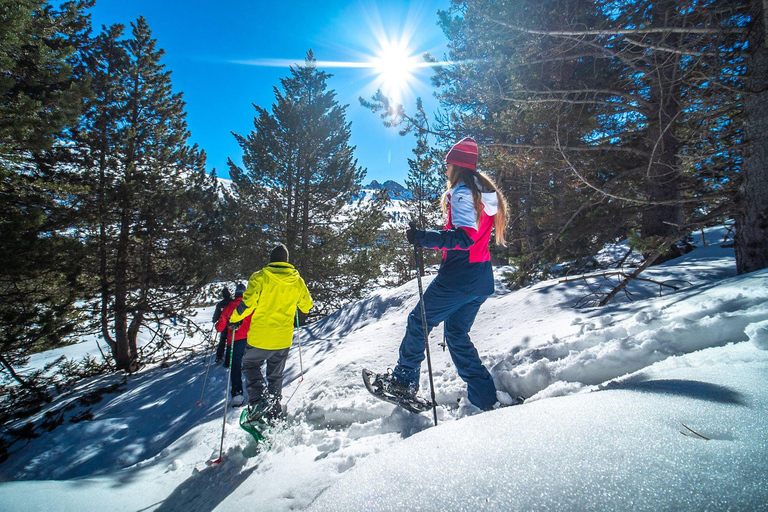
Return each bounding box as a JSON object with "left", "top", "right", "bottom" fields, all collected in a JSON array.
[{"left": 229, "top": 262, "right": 313, "bottom": 350}]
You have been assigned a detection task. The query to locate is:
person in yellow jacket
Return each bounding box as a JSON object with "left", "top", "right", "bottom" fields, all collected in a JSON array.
[{"left": 228, "top": 243, "right": 313, "bottom": 423}]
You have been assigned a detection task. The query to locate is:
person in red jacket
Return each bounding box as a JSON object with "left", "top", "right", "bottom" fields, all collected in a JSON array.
[
  {"left": 212, "top": 286, "right": 233, "bottom": 364},
  {"left": 215, "top": 283, "right": 250, "bottom": 406}
]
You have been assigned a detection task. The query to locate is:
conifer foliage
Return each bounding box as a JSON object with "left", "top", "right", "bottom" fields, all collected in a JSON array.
[
  {"left": 405, "top": 132, "right": 444, "bottom": 277},
  {"left": 74, "top": 18, "right": 222, "bottom": 371},
  {"left": 433, "top": 0, "right": 747, "bottom": 269},
  {"left": 365, "top": 0, "right": 764, "bottom": 284},
  {"left": 229, "top": 51, "right": 387, "bottom": 317},
  {"left": 0, "top": 0, "right": 92, "bottom": 389}
]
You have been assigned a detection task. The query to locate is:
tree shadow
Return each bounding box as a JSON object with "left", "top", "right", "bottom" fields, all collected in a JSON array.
[
  {"left": 1, "top": 356, "right": 227, "bottom": 481},
  {"left": 153, "top": 446, "right": 257, "bottom": 512},
  {"left": 598, "top": 377, "right": 747, "bottom": 405}
]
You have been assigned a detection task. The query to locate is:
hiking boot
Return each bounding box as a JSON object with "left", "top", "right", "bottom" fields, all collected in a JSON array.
[
  {"left": 230, "top": 394, "right": 245, "bottom": 407},
  {"left": 375, "top": 370, "right": 418, "bottom": 400},
  {"left": 265, "top": 399, "right": 282, "bottom": 421},
  {"left": 244, "top": 397, "right": 276, "bottom": 425}
]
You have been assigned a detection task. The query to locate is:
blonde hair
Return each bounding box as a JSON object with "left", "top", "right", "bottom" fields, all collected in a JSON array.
[{"left": 442, "top": 164, "right": 508, "bottom": 246}]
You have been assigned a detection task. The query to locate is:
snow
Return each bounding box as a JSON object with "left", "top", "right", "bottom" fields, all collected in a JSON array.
[{"left": 1, "top": 224, "right": 767, "bottom": 511}]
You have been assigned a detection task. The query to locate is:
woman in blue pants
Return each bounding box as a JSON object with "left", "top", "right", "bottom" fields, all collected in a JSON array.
[{"left": 378, "top": 136, "right": 508, "bottom": 411}]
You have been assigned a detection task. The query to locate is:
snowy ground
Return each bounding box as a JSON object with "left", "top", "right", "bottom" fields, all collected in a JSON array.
[{"left": 1, "top": 225, "right": 767, "bottom": 511}]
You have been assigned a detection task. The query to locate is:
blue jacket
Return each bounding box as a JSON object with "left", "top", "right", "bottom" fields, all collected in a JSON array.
[{"left": 414, "top": 183, "right": 498, "bottom": 296}]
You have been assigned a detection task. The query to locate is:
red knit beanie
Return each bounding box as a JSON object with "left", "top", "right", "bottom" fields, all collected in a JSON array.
[{"left": 445, "top": 137, "right": 478, "bottom": 170}]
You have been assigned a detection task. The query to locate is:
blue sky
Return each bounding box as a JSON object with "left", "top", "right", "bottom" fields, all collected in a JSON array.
[{"left": 89, "top": 0, "right": 450, "bottom": 185}]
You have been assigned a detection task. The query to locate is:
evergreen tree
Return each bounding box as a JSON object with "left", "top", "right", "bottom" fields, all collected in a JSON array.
[
  {"left": 404, "top": 131, "right": 444, "bottom": 276},
  {"left": 405, "top": 132, "right": 443, "bottom": 229},
  {"left": 230, "top": 51, "right": 387, "bottom": 317},
  {"left": 366, "top": 0, "right": 748, "bottom": 280},
  {"left": 735, "top": 0, "right": 768, "bottom": 274},
  {"left": 75, "top": 18, "right": 222, "bottom": 371},
  {"left": 0, "top": 0, "right": 92, "bottom": 387}
]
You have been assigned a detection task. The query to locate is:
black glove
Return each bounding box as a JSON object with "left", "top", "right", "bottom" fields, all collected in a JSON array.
[
  {"left": 227, "top": 320, "right": 243, "bottom": 331},
  {"left": 406, "top": 221, "right": 420, "bottom": 245}
]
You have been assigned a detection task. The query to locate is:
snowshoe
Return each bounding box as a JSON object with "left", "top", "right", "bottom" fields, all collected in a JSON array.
[
  {"left": 244, "top": 398, "right": 275, "bottom": 423},
  {"left": 239, "top": 397, "right": 286, "bottom": 443},
  {"left": 239, "top": 408, "right": 266, "bottom": 442},
  {"left": 495, "top": 391, "right": 526, "bottom": 408},
  {"left": 362, "top": 368, "right": 434, "bottom": 414}
]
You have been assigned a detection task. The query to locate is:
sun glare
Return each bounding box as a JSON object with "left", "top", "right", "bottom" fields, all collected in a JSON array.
[
  {"left": 230, "top": 4, "right": 456, "bottom": 108},
  {"left": 372, "top": 38, "right": 419, "bottom": 103}
]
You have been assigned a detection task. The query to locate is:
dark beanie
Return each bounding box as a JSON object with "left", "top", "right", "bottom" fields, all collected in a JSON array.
[
  {"left": 235, "top": 283, "right": 246, "bottom": 297},
  {"left": 270, "top": 244, "right": 289, "bottom": 263},
  {"left": 445, "top": 137, "right": 479, "bottom": 170}
]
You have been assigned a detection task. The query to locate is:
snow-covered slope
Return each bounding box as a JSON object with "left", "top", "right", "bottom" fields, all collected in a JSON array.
[{"left": 1, "top": 225, "right": 766, "bottom": 511}]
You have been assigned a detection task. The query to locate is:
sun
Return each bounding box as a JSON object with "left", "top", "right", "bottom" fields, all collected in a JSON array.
[{"left": 372, "top": 38, "right": 419, "bottom": 103}]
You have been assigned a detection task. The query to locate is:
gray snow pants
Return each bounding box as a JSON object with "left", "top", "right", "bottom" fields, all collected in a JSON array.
[{"left": 241, "top": 345, "right": 290, "bottom": 404}]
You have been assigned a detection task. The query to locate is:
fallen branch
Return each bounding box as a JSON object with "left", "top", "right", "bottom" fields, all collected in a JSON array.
[
  {"left": 559, "top": 270, "right": 679, "bottom": 291},
  {"left": 599, "top": 252, "right": 661, "bottom": 306}
]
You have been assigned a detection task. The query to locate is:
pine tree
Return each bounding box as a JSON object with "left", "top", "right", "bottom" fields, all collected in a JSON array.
[
  {"left": 0, "top": 0, "right": 92, "bottom": 387},
  {"left": 735, "top": 0, "right": 768, "bottom": 274},
  {"left": 405, "top": 132, "right": 443, "bottom": 229},
  {"left": 230, "top": 51, "right": 387, "bottom": 316},
  {"left": 404, "top": 131, "right": 444, "bottom": 276},
  {"left": 75, "top": 18, "right": 222, "bottom": 371}
]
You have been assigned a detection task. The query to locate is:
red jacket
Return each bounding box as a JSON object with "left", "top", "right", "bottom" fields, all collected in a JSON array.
[{"left": 215, "top": 297, "right": 251, "bottom": 343}]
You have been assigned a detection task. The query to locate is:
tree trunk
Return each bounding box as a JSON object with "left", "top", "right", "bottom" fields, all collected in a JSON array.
[
  {"left": 642, "top": 4, "right": 683, "bottom": 244},
  {"left": 735, "top": 0, "right": 768, "bottom": 274},
  {"left": 523, "top": 168, "right": 542, "bottom": 252},
  {"left": 127, "top": 312, "right": 143, "bottom": 371},
  {"left": 126, "top": 235, "right": 150, "bottom": 369},
  {"left": 97, "top": 123, "right": 116, "bottom": 355},
  {"left": 113, "top": 189, "right": 133, "bottom": 372}
]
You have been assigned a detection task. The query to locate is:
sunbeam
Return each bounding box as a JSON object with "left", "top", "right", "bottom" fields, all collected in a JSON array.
[{"left": 227, "top": 3, "right": 458, "bottom": 108}]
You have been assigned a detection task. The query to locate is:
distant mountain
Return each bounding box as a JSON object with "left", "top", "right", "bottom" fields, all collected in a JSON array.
[
  {"left": 364, "top": 180, "right": 411, "bottom": 200},
  {"left": 215, "top": 176, "right": 412, "bottom": 228}
]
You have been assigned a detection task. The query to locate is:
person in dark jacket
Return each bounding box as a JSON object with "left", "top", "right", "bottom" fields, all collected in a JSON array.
[
  {"left": 212, "top": 286, "right": 233, "bottom": 364},
  {"left": 374, "top": 137, "right": 509, "bottom": 411},
  {"left": 215, "top": 283, "right": 250, "bottom": 406}
]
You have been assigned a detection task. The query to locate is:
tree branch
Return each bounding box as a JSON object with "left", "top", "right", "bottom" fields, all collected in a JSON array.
[
  {"left": 488, "top": 18, "right": 746, "bottom": 37},
  {"left": 488, "top": 142, "right": 650, "bottom": 158}
]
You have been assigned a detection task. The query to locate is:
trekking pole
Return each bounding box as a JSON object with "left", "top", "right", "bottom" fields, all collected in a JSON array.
[
  {"left": 295, "top": 310, "right": 305, "bottom": 383},
  {"left": 196, "top": 324, "right": 217, "bottom": 407},
  {"left": 283, "top": 310, "right": 305, "bottom": 408},
  {"left": 211, "top": 326, "right": 236, "bottom": 466},
  {"left": 413, "top": 238, "right": 438, "bottom": 426}
]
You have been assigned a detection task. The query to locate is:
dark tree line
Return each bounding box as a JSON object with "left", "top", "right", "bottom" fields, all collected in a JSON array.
[{"left": 0, "top": 3, "right": 398, "bottom": 402}]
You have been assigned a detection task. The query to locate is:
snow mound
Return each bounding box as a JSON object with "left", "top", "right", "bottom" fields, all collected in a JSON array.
[
  {"left": 746, "top": 319, "right": 768, "bottom": 350},
  {"left": 309, "top": 342, "right": 768, "bottom": 511}
]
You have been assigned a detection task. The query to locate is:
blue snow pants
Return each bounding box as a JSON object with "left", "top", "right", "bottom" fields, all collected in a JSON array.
[{"left": 393, "top": 277, "right": 497, "bottom": 410}]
